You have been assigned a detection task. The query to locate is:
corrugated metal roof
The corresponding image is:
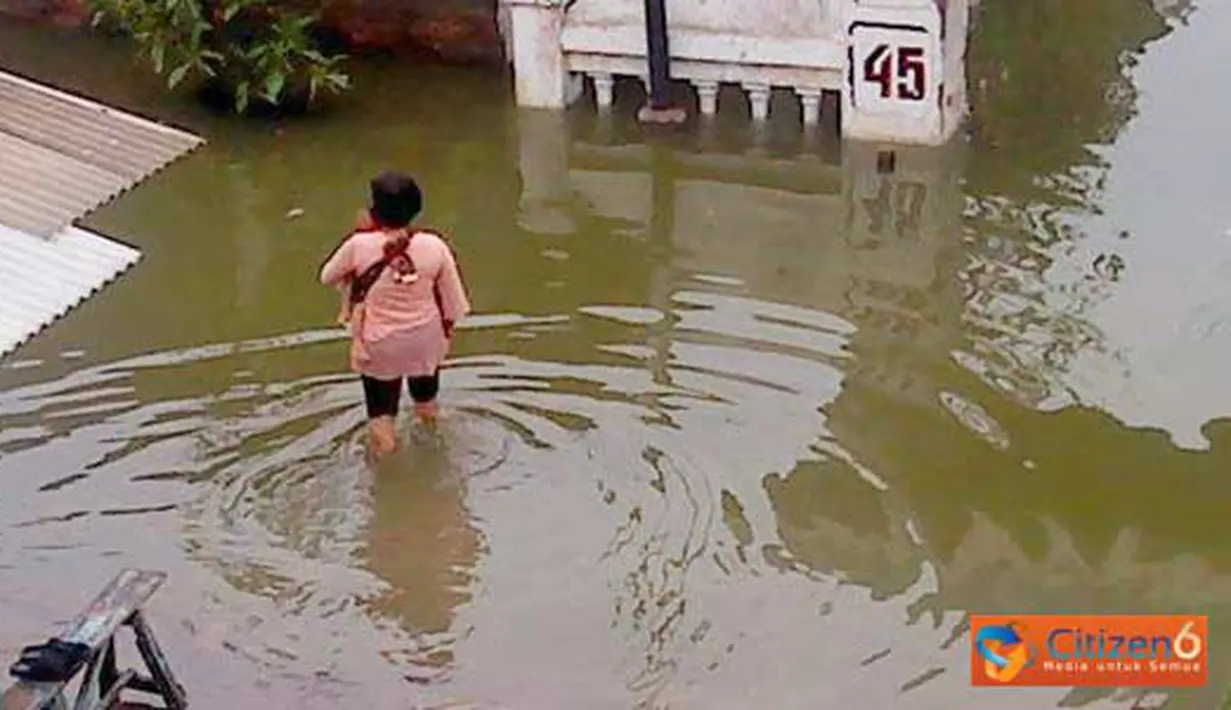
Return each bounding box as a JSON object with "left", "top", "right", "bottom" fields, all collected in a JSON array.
[
  {"left": 0, "top": 69, "right": 204, "bottom": 359},
  {"left": 0, "top": 70, "right": 204, "bottom": 237},
  {"left": 0, "top": 221, "right": 141, "bottom": 358}
]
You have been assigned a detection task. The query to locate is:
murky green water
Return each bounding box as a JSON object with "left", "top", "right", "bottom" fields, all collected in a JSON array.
[{"left": 1, "top": 1, "right": 1229, "bottom": 707}]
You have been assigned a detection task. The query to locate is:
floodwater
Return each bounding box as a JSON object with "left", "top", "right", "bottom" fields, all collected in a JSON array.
[{"left": 0, "top": 0, "right": 1228, "bottom": 706}]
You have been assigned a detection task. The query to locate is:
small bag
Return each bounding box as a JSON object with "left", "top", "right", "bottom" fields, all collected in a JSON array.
[{"left": 9, "top": 637, "right": 91, "bottom": 682}]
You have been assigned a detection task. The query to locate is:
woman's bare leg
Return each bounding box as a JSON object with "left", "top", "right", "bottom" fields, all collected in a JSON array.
[
  {"left": 368, "top": 415, "right": 400, "bottom": 458},
  {"left": 413, "top": 400, "right": 439, "bottom": 426}
]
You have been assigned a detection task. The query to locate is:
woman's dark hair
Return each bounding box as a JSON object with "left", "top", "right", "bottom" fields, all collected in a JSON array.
[
  {"left": 369, "top": 171, "right": 422, "bottom": 229},
  {"left": 369, "top": 171, "right": 423, "bottom": 281}
]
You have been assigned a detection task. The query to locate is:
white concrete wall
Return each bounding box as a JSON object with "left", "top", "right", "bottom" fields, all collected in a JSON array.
[
  {"left": 564, "top": 0, "right": 836, "bottom": 39},
  {"left": 941, "top": 0, "right": 971, "bottom": 135}
]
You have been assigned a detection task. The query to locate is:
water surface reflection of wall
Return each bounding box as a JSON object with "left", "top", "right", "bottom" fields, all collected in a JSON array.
[{"left": 511, "top": 109, "right": 1231, "bottom": 708}]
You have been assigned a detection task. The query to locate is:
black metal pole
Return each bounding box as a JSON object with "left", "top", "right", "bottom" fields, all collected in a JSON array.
[{"left": 644, "top": 0, "right": 671, "bottom": 110}]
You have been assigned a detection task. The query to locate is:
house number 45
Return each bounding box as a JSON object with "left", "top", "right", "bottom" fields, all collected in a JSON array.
[{"left": 863, "top": 44, "right": 926, "bottom": 101}]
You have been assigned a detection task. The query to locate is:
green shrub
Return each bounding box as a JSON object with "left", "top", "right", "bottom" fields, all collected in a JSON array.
[{"left": 88, "top": 0, "right": 351, "bottom": 114}]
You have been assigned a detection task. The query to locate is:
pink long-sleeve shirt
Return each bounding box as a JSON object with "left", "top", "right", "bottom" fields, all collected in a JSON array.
[{"left": 320, "top": 228, "right": 471, "bottom": 377}]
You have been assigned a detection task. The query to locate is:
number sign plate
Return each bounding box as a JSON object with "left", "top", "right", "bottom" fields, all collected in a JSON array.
[{"left": 850, "top": 24, "right": 934, "bottom": 116}]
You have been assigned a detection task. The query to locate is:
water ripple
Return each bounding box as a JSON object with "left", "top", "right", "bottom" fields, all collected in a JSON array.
[{"left": 0, "top": 292, "right": 1184, "bottom": 709}]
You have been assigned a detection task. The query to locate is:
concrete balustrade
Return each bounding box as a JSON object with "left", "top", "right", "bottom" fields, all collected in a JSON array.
[
  {"left": 590, "top": 71, "right": 614, "bottom": 109},
  {"left": 743, "top": 82, "right": 771, "bottom": 121},
  {"left": 797, "top": 88, "right": 822, "bottom": 126},
  {"left": 582, "top": 74, "right": 827, "bottom": 129},
  {"left": 503, "top": 0, "right": 971, "bottom": 146},
  {"left": 693, "top": 79, "right": 719, "bottom": 116}
]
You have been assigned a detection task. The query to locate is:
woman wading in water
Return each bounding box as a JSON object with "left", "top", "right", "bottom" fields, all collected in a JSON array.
[{"left": 320, "top": 172, "right": 472, "bottom": 458}]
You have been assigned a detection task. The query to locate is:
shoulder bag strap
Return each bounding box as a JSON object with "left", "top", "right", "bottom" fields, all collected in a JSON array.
[{"left": 348, "top": 229, "right": 418, "bottom": 304}]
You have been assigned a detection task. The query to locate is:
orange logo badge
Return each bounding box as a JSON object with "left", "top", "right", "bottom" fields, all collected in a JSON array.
[{"left": 971, "top": 615, "right": 1207, "bottom": 687}]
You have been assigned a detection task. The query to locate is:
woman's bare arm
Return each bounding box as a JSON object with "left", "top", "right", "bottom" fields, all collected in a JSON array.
[
  {"left": 434, "top": 238, "right": 472, "bottom": 338},
  {"left": 320, "top": 236, "right": 356, "bottom": 287}
]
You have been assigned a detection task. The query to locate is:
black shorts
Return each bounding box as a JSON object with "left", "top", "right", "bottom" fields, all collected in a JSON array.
[{"left": 361, "top": 372, "right": 440, "bottom": 418}]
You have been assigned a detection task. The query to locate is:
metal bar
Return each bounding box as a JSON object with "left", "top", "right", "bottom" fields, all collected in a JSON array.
[
  {"left": 94, "top": 670, "right": 136, "bottom": 709},
  {"left": 69, "top": 651, "right": 104, "bottom": 710},
  {"left": 98, "top": 643, "right": 119, "bottom": 702},
  {"left": 128, "top": 612, "right": 187, "bottom": 710},
  {"left": 643, "top": 0, "right": 672, "bottom": 109},
  {"left": 125, "top": 676, "right": 160, "bottom": 696}
]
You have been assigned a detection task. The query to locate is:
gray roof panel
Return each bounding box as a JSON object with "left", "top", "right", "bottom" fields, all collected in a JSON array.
[{"left": 0, "top": 70, "right": 204, "bottom": 238}]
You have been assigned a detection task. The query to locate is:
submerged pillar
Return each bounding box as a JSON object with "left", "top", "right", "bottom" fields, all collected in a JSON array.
[
  {"left": 503, "top": 0, "right": 580, "bottom": 109},
  {"left": 515, "top": 109, "right": 575, "bottom": 234},
  {"left": 841, "top": 0, "right": 971, "bottom": 145}
]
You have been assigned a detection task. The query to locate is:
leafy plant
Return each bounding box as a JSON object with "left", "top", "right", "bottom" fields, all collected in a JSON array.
[{"left": 88, "top": 0, "right": 351, "bottom": 114}]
